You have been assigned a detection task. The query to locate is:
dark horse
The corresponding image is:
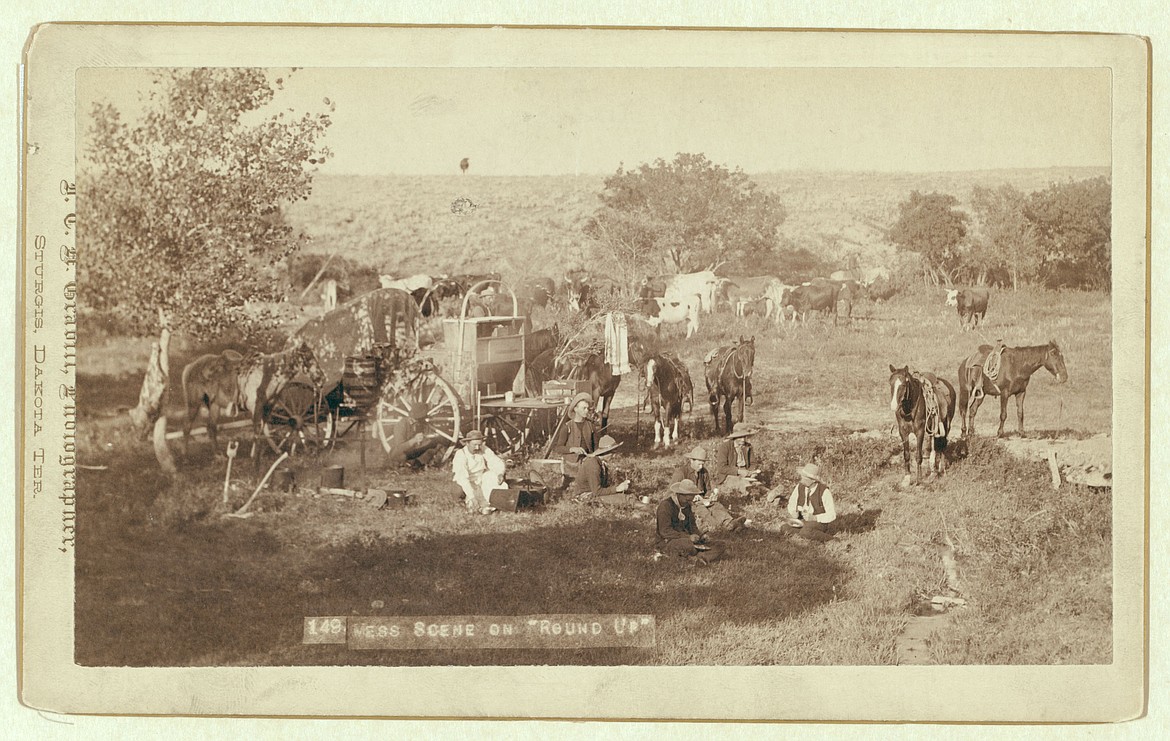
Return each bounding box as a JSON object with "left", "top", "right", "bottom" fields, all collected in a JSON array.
[
  {"left": 888, "top": 365, "right": 956, "bottom": 483},
  {"left": 704, "top": 336, "right": 755, "bottom": 434},
  {"left": 565, "top": 352, "right": 621, "bottom": 432},
  {"left": 957, "top": 340, "right": 1068, "bottom": 438},
  {"left": 642, "top": 353, "right": 694, "bottom": 449},
  {"left": 523, "top": 324, "right": 562, "bottom": 395}
]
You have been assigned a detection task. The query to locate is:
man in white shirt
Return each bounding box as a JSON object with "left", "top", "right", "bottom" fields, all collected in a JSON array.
[
  {"left": 782, "top": 462, "right": 837, "bottom": 542},
  {"left": 451, "top": 429, "right": 506, "bottom": 515}
]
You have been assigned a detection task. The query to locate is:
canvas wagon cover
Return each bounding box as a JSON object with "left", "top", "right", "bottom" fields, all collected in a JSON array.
[{"left": 289, "top": 288, "right": 422, "bottom": 384}]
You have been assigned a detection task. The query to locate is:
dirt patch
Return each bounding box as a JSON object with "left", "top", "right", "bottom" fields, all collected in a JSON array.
[
  {"left": 895, "top": 613, "right": 954, "bottom": 665},
  {"left": 998, "top": 433, "right": 1112, "bottom": 486}
]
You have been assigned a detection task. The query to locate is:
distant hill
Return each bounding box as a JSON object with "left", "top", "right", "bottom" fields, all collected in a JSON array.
[{"left": 284, "top": 167, "right": 1109, "bottom": 278}]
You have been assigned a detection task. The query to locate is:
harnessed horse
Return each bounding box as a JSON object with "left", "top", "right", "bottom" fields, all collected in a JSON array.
[
  {"left": 181, "top": 349, "right": 245, "bottom": 455},
  {"left": 957, "top": 341, "right": 1068, "bottom": 438},
  {"left": 704, "top": 336, "right": 755, "bottom": 434},
  {"left": 642, "top": 353, "right": 694, "bottom": 449},
  {"left": 888, "top": 365, "right": 956, "bottom": 482},
  {"left": 235, "top": 341, "right": 327, "bottom": 453}
]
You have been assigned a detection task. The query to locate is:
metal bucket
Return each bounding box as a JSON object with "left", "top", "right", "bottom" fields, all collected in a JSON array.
[{"left": 321, "top": 465, "right": 345, "bottom": 489}]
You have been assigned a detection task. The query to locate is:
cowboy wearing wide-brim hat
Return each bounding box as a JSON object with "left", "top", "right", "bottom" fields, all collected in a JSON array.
[
  {"left": 451, "top": 428, "right": 505, "bottom": 515},
  {"left": 712, "top": 426, "right": 762, "bottom": 494},
  {"left": 571, "top": 434, "right": 634, "bottom": 505},
  {"left": 654, "top": 479, "right": 723, "bottom": 563},
  {"left": 780, "top": 462, "right": 837, "bottom": 542},
  {"left": 671, "top": 445, "right": 747, "bottom": 533},
  {"left": 550, "top": 391, "right": 597, "bottom": 458}
]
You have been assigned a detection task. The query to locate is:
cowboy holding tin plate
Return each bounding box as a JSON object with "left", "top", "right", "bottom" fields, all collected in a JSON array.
[{"left": 777, "top": 462, "right": 837, "bottom": 542}]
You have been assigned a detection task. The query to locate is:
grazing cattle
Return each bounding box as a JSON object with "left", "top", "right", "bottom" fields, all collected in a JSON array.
[
  {"left": 860, "top": 266, "right": 891, "bottom": 286},
  {"left": 957, "top": 341, "right": 1068, "bottom": 438},
  {"left": 704, "top": 336, "right": 755, "bottom": 434},
  {"left": 836, "top": 280, "right": 862, "bottom": 321},
  {"left": 379, "top": 273, "right": 434, "bottom": 294},
  {"left": 644, "top": 295, "right": 701, "bottom": 339},
  {"left": 888, "top": 365, "right": 956, "bottom": 483},
  {"left": 565, "top": 353, "right": 621, "bottom": 431},
  {"left": 563, "top": 270, "right": 596, "bottom": 315},
  {"left": 945, "top": 287, "right": 990, "bottom": 331},
  {"left": 460, "top": 157, "right": 469, "bottom": 174},
  {"left": 666, "top": 271, "right": 719, "bottom": 313},
  {"left": 787, "top": 280, "right": 842, "bottom": 324},
  {"left": 320, "top": 278, "right": 338, "bottom": 310},
  {"left": 765, "top": 281, "right": 797, "bottom": 323},
  {"left": 866, "top": 275, "right": 897, "bottom": 302},
  {"left": 722, "top": 276, "right": 777, "bottom": 316},
  {"left": 830, "top": 268, "right": 862, "bottom": 283},
  {"left": 181, "top": 349, "right": 245, "bottom": 455},
  {"left": 737, "top": 297, "right": 772, "bottom": 318},
  {"left": 515, "top": 276, "right": 556, "bottom": 309},
  {"left": 643, "top": 353, "right": 694, "bottom": 449}
]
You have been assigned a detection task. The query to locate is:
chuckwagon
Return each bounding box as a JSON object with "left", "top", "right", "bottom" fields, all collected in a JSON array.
[
  {"left": 261, "top": 281, "right": 565, "bottom": 463},
  {"left": 431, "top": 279, "right": 564, "bottom": 457}
]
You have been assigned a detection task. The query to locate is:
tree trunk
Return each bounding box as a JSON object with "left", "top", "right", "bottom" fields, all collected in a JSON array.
[{"left": 129, "top": 313, "right": 176, "bottom": 473}]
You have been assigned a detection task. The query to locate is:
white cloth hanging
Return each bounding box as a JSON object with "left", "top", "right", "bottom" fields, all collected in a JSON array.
[{"left": 605, "top": 312, "right": 631, "bottom": 375}]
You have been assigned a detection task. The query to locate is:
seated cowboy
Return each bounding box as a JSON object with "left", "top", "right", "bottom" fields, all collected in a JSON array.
[
  {"left": 451, "top": 429, "right": 506, "bottom": 515},
  {"left": 572, "top": 434, "right": 634, "bottom": 505},
  {"left": 711, "top": 427, "right": 762, "bottom": 495},
  {"left": 550, "top": 391, "right": 597, "bottom": 457},
  {"left": 671, "top": 445, "right": 747, "bottom": 534},
  {"left": 655, "top": 479, "right": 723, "bottom": 564},
  {"left": 781, "top": 462, "right": 838, "bottom": 542}
]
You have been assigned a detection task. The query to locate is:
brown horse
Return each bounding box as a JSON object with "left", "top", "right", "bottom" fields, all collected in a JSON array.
[
  {"left": 957, "top": 341, "right": 1068, "bottom": 438},
  {"left": 642, "top": 353, "right": 694, "bottom": 449},
  {"left": 704, "top": 336, "right": 755, "bottom": 434},
  {"left": 564, "top": 353, "right": 621, "bottom": 432},
  {"left": 181, "top": 349, "right": 245, "bottom": 455},
  {"left": 888, "top": 365, "right": 956, "bottom": 482}
]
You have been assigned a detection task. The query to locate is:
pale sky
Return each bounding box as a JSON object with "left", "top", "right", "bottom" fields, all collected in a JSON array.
[{"left": 79, "top": 66, "right": 1112, "bottom": 176}]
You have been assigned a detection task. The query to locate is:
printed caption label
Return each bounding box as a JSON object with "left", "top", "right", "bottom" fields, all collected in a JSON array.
[{"left": 304, "top": 614, "right": 655, "bottom": 649}]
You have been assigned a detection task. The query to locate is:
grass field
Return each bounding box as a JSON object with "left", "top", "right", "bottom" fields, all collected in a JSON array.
[{"left": 75, "top": 286, "right": 1112, "bottom": 667}]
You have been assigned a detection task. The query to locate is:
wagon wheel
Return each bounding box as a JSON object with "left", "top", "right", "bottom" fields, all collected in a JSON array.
[
  {"left": 375, "top": 370, "right": 462, "bottom": 463},
  {"left": 263, "top": 381, "right": 334, "bottom": 456},
  {"left": 481, "top": 410, "right": 531, "bottom": 457}
]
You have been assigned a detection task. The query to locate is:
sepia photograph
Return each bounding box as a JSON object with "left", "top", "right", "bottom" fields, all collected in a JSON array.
[{"left": 19, "top": 24, "right": 1148, "bottom": 721}]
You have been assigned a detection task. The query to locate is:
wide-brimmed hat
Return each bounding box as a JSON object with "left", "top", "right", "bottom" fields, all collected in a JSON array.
[
  {"left": 590, "top": 434, "right": 622, "bottom": 456},
  {"left": 726, "top": 427, "right": 757, "bottom": 440},
  {"left": 568, "top": 392, "right": 593, "bottom": 411},
  {"left": 684, "top": 445, "right": 708, "bottom": 462},
  {"left": 797, "top": 462, "right": 824, "bottom": 483},
  {"left": 461, "top": 429, "right": 485, "bottom": 442},
  {"left": 669, "top": 479, "right": 703, "bottom": 495}
]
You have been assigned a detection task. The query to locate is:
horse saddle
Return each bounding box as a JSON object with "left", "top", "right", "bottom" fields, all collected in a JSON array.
[
  {"left": 703, "top": 348, "right": 719, "bottom": 365},
  {"left": 983, "top": 345, "right": 1006, "bottom": 381}
]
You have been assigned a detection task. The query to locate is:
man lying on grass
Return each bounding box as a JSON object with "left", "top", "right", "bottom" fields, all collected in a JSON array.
[
  {"left": 571, "top": 434, "right": 635, "bottom": 506},
  {"left": 655, "top": 479, "right": 723, "bottom": 564},
  {"left": 671, "top": 445, "right": 748, "bottom": 534}
]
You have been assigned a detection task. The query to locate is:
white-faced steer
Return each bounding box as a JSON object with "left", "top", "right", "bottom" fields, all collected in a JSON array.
[{"left": 945, "top": 287, "right": 990, "bottom": 331}]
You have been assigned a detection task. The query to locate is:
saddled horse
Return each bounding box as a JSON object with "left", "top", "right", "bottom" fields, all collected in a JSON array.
[
  {"left": 564, "top": 352, "right": 621, "bottom": 432},
  {"left": 957, "top": 340, "right": 1068, "bottom": 438},
  {"left": 888, "top": 365, "right": 956, "bottom": 483},
  {"left": 181, "top": 348, "right": 246, "bottom": 455},
  {"left": 234, "top": 341, "right": 327, "bottom": 453},
  {"left": 704, "top": 336, "right": 755, "bottom": 434},
  {"left": 642, "top": 353, "right": 694, "bottom": 449}
]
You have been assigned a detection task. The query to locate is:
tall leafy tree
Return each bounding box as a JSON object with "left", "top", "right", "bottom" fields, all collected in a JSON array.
[
  {"left": 969, "top": 183, "right": 1043, "bottom": 290},
  {"left": 79, "top": 68, "right": 333, "bottom": 467},
  {"left": 887, "top": 190, "right": 969, "bottom": 286},
  {"left": 1024, "top": 176, "right": 1111, "bottom": 290},
  {"left": 584, "top": 153, "right": 786, "bottom": 282}
]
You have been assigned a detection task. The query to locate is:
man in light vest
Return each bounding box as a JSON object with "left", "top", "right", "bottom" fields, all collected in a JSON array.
[{"left": 777, "top": 462, "right": 837, "bottom": 542}]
